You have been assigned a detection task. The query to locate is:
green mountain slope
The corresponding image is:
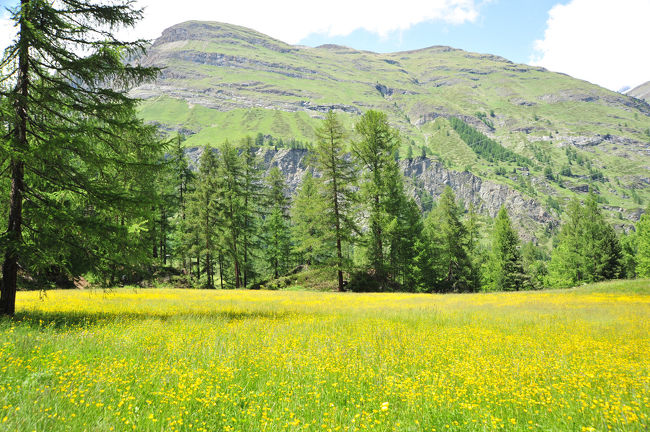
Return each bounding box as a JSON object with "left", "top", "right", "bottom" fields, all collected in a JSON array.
[
  {"left": 133, "top": 21, "right": 650, "bottom": 226},
  {"left": 628, "top": 81, "right": 650, "bottom": 103}
]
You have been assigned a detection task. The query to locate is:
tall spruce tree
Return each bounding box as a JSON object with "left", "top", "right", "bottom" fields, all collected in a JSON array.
[
  {"left": 487, "top": 207, "right": 528, "bottom": 291},
  {"left": 549, "top": 194, "right": 622, "bottom": 287},
  {"left": 313, "top": 111, "right": 357, "bottom": 291},
  {"left": 352, "top": 110, "right": 400, "bottom": 288},
  {"left": 0, "top": 0, "right": 160, "bottom": 314}
]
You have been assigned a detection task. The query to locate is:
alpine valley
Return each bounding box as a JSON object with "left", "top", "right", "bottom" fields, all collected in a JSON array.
[{"left": 132, "top": 21, "right": 650, "bottom": 240}]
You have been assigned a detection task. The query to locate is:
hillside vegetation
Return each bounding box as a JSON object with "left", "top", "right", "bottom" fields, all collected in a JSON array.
[{"left": 134, "top": 21, "right": 650, "bottom": 224}]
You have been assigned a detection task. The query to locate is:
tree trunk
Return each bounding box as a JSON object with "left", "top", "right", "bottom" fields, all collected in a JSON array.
[
  {"left": 218, "top": 253, "right": 224, "bottom": 290},
  {"left": 1, "top": 160, "right": 25, "bottom": 316},
  {"left": 1, "top": 0, "right": 29, "bottom": 316}
]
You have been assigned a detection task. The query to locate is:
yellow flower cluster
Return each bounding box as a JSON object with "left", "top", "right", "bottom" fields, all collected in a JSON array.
[{"left": 0, "top": 282, "right": 648, "bottom": 431}]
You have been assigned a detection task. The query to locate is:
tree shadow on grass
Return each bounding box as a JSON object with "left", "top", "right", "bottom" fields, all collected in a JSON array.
[{"left": 8, "top": 308, "right": 300, "bottom": 330}]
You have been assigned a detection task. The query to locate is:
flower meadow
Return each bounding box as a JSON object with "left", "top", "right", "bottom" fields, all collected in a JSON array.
[{"left": 0, "top": 281, "right": 648, "bottom": 431}]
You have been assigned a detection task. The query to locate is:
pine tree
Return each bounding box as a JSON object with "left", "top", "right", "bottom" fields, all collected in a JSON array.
[
  {"left": 312, "top": 111, "right": 357, "bottom": 291},
  {"left": 352, "top": 110, "right": 400, "bottom": 288},
  {"left": 0, "top": 0, "right": 160, "bottom": 314},
  {"left": 635, "top": 209, "right": 650, "bottom": 277},
  {"left": 488, "top": 207, "right": 528, "bottom": 291}
]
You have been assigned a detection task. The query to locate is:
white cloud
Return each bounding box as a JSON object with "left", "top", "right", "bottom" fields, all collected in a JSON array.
[
  {"left": 127, "top": 0, "right": 481, "bottom": 44},
  {"left": 531, "top": 0, "right": 650, "bottom": 91},
  {"left": 0, "top": 1, "right": 483, "bottom": 57},
  {"left": 0, "top": 10, "right": 15, "bottom": 57}
]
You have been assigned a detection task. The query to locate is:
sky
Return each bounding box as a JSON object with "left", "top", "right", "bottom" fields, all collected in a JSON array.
[{"left": 0, "top": 0, "right": 648, "bottom": 92}]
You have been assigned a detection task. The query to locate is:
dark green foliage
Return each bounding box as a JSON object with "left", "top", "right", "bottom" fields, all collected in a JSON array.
[
  {"left": 448, "top": 117, "right": 530, "bottom": 165},
  {"left": 421, "top": 187, "right": 475, "bottom": 292},
  {"left": 548, "top": 194, "right": 622, "bottom": 287},
  {"left": 560, "top": 165, "right": 573, "bottom": 177},
  {"left": 521, "top": 242, "right": 549, "bottom": 289},
  {"left": 635, "top": 209, "right": 650, "bottom": 277},
  {"left": 544, "top": 167, "right": 554, "bottom": 180},
  {"left": 0, "top": 0, "right": 163, "bottom": 314},
  {"left": 487, "top": 207, "right": 529, "bottom": 291},
  {"left": 263, "top": 167, "right": 291, "bottom": 279},
  {"left": 352, "top": 110, "right": 401, "bottom": 288},
  {"left": 312, "top": 111, "right": 357, "bottom": 291},
  {"left": 290, "top": 172, "right": 330, "bottom": 266},
  {"left": 185, "top": 146, "right": 219, "bottom": 288}
]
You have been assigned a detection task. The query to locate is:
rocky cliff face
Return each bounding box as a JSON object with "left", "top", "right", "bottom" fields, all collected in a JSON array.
[{"left": 186, "top": 147, "right": 555, "bottom": 239}]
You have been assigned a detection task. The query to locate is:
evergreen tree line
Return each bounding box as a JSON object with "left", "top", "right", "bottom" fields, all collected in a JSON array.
[
  {"left": 449, "top": 117, "right": 530, "bottom": 165},
  {"left": 155, "top": 111, "right": 649, "bottom": 292}
]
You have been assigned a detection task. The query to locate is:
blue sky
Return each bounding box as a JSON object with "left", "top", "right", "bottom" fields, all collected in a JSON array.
[
  {"left": 1, "top": 0, "right": 648, "bottom": 91},
  {"left": 299, "top": 0, "right": 562, "bottom": 66}
]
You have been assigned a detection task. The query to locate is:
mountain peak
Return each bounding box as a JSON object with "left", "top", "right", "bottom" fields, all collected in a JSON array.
[{"left": 153, "top": 20, "right": 294, "bottom": 53}]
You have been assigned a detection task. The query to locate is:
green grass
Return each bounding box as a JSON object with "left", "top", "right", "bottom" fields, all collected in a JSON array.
[{"left": 0, "top": 280, "right": 648, "bottom": 431}]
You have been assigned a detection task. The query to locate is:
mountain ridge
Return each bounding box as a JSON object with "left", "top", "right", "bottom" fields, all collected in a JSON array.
[{"left": 133, "top": 20, "right": 650, "bottom": 236}]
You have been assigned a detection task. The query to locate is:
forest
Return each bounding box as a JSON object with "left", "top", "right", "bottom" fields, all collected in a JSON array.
[{"left": 1, "top": 0, "right": 649, "bottom": 317}]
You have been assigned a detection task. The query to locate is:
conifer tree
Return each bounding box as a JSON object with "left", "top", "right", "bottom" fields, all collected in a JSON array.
[
  {"left": 263, "top": 166, "right": 291, "bottom": 279},
  {"left": 635, "top": 209, "right": 650, "bottom": 277},
  {"left": 0, "top": 0, "right": 160, "bottom": 314},
  {"left": 352, "top": 110, "right": 400, "bottom": 288},
  {"left": 185, "top": 146, "right": 219, "bottom": 288},
  {"left": 313, "top": 111, "right": 357, "bottom": 291},
  {"left": 291, "top": 172, "right": 329, "bottom": 266},
  {"left": 487, "top": 207, "right": 528, "bottom": 291},
  {"left": 218, "top": 141, "right": 245, "bottom": 288},
  {"left": 549, "top": 194, "right": 622, "bottom": 287},
  {"left": 465, "top": 203, "right": 483, "bottom": 292},
  {"left": 425, "top": 187, "right": 473, "bottom": 292},
  {"left": 239, "top": 137, "right": 264, "bottom": 288}
]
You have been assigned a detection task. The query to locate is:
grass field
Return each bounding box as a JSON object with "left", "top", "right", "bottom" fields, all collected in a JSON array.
[{"left": 1, "top": 281, "right": 648, "bottom": 431}]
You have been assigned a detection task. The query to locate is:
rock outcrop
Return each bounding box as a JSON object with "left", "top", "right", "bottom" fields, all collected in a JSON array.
[{"left": 186, "top": 147, "right": 555, "bottom": 239}]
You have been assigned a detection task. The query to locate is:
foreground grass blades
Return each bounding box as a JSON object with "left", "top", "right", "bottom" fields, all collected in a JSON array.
[{"left": 1, "top": 280, "right": 648, "bottom": 431}]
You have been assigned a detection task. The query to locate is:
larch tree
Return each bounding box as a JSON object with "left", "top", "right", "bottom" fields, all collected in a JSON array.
[
  {"left": 218, "top": 141, "right": 245, "bottom": 288},
  {"left": 185, "top": 146, "right": 219, "bottom": 288},
  {"left": 290, "top": 171, "right": 329, "bottom": 266},
  {"left": 352, "top": 110, "right": 400, "bottom": 288},
  {"left": 239, "top": 137, "right": 264, "bottom": 288},
  {"left": 263, "top": 166, "right": 291, "bottom": 279},
  {"left": 312, "top": 110, "right": 357, "bottom": 291},
  {"left": 633, "top": 208, "right": 650, "bottom": 277},
  {"left": 0, "top": 0, "right": 161, "bottom": 315}
]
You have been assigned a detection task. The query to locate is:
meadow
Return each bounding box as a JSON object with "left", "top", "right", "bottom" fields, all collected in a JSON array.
[{"left": 0, "top": 281, "right": 648, "bottom": 431}]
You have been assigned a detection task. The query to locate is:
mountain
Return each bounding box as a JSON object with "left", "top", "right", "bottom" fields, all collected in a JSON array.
[
  {"left": 132, "top": 21, "right": 650, "bottom": 237},
  {"left": 628, "top": 81, "right": 650, "bottom": 103}
]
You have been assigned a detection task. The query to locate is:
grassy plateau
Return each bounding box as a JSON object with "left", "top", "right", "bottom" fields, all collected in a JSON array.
[{"left": 0, "top": 281, "right": 648, "bottom": 431}]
